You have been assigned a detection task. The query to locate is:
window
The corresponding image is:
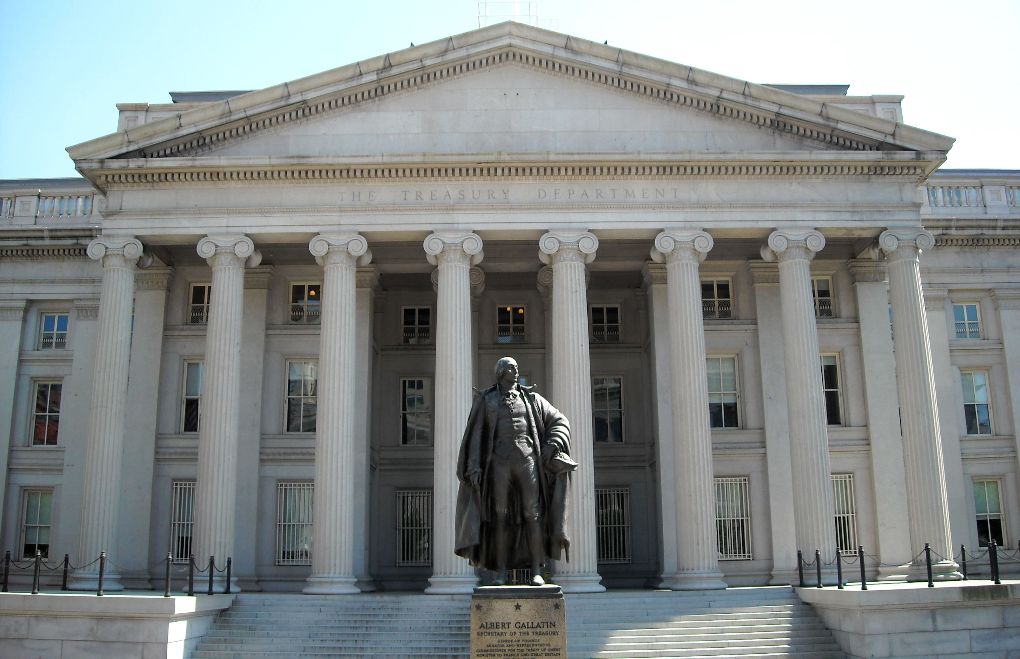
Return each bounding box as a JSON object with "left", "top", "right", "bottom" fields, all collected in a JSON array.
[
  {"left": 188, "top": 284, "right": 210, "bottom": 324},
  {"left": 38, "top": 312, "right": 68, "bottom": 349},
  {"left": 832, "top": 474, "right": 858, "bottom": 555},
  {"left": 974, "top": 479, "right": 1005, "bottom": 547},
  {"left": 592, "top": 376, "right": 623, "bottom": 443},
  {"left": 701, "top": 279, "right": 732, "bottom": 319},
  {"left": 961, "top": 371, "right": 992, "bottom": 435},
  {"left": 953, "top": 303, "right": 981, "bottom": 339},
  {"left": 21, "top": 489, "right": 53, "bottom": 559},
  {"left": 402, "top": 307, "right": 431, "bottom": 344},
  {"left": 591, "top": 305, "right": 620, "bottom": 343},
  {"left": 397, "top": 489, "right": 432, "bottom": 567},
  {"left": 276, "top": 482, "right": 313, "bottom": 565},
  {"left": 812, "top": 277, "right": 834, "bottom": 318},
  {"left": 32, "top": 382, "right": 61, "bottom": 446},
  {"left": 290, "top": 283, "right": 321, "bottom": 323},
  {"left": 286, "top": 361, "right": 318, "bottom": 433},
  {"left": 595, "top": 487, "right": 631, "bottom": 564},
  {"left": 715, "top": 477, "right": 752, "bottom": 560},
  {"left": 496, "top": 305, "right": 526, "bottom": 343},
  {"left": 181, "top": 361, "right": 203, "bottom": 433},
  {"left": 401, "top": 378, "right": 432, "bottom": 446},
  {"left": 820, "top": 355, "right": 842, "bottom": 426},
  {"left": 169, "top": 481, "right": 195, "bottom": 563},
  {"left": 707, "top": 357, "right": 739, "bottom": 429}
]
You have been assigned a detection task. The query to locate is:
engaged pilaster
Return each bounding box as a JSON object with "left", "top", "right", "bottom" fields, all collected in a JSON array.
[
  {"left": 194, "top": 235, "right": 260, "bottom": 589},
  {"left": 762, "top": 230, "right": 837, "bottom": 571},
  {"left": 304, "top": 234, "right": 372, "bottom": 594},
  {"left": 879, "top": 229, "right": 961, "bottom": 580},
  {"left": 538, "top": 230, "right": 605, "bottom": 593},
  {"left": 424, "top": 232, "right": 483, "bottom": 594},
  {"left": 70, "top": 236, "right": 143, "bottom": 591},
  {"left": 652, "top": 231, "right": 727, "bottom": 590}
]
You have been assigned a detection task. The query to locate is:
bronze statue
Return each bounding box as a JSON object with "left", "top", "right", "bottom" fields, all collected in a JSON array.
[{"left": 455, "top": 357, "right": 576, "bottom": 586}]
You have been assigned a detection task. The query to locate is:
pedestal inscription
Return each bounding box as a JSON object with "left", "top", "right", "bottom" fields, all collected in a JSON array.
[{"left": 471, "top": 585, "right": 567, "bottom": 658}]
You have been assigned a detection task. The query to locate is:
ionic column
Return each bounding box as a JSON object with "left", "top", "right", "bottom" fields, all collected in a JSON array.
[
  {"left": 194, "top": 235, "right": 259, "bottom": 588},
  {"left": 353, "top": 266, "right": 380, "bottom": 591},
  {"left": 992, "top": 291, "right": 1020, "bottom": 509},
  {"left": 0, "top": 301, "right": 26, "bottom": 538},
  {"left": 538, "top": 231, "right": 605, "bottom": 593},
  {"left": 70, "top": 236, "right": 143, "bottom": 590},
  {"left": 305, "top": 234, "right": 372, "bottom": 594},
  {"left": 879, "top": 229, "right": 961, "bottom": 580},
  {"left": 651, "top": 231, "right": 727, "bottom": 590},
  {"left": 424, "top": 232, "right": 483, "bottom": 594},
  {"left": 762, "top": 230, "right": 837, "bottom": 570}
]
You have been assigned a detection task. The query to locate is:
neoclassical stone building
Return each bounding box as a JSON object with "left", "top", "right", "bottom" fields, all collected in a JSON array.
[{"left": 1, "top": 22, "right": 1017, "bottom": 594}]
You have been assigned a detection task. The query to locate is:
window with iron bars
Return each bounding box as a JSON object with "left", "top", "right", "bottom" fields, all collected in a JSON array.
[
  {"left": 402, "top": 307, "right": 431, "bottom": 344},
  {"left": 832, "top": 473, "right": 858, "bottom": 555},
  {"left": 715, "top": 477, "right": 752, "bottom": 560},
  {"left": 952, "top": 303, "right": 981, "bottom": 339},
  {"left": 38, "top": 312, "right": 68, "bottom": 349},
  {"left": 595, "top": 487, "right": 631, "bottom": 564},
  {"left": 188, "top": 284, "right": 210, "bottom": 324},
  {"left": 701, "top": 279, "right": 732, "bottom": 319},
  {"left": 496, "top": 305, "right": 526, "bottom": 344},
  {"left": 169, "top": 481, "right": 195, "bottom": 563},
  {"left": 812, "top": 277, "right": 834, "bottom": 318},
  {"left": 397, "top": 489, "right": 432, "bottom": 567},
  {"left": 590, "top": 305, "right": 620, "bottom": 343},
  {"left": 276, "top": 482, "right": 313, "bottom": 566},
  {"left": 290, "top": 283, "right": 321, "bottom": 323}
]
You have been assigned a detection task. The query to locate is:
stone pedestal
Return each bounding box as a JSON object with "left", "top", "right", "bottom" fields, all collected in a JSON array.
[{"left": 471, "top": 586, "right": 567, "bottom": 658}]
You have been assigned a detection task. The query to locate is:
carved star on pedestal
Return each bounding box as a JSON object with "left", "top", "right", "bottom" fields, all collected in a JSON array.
[
  {"left": 514, "top": 602, "right": 522, "bottom": 611},
  {"left": 475, "top": 603, "right": 482, "bottom": 611},
  {"left": 553, "top": 603, "right": 560, "bottom": 610}
]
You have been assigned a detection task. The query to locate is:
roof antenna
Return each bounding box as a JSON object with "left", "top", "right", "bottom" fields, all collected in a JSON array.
[{"left": 477, "top": 1, "right": 540, "bottom": 28}]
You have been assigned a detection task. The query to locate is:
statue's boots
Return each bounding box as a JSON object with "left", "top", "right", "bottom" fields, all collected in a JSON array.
[{"left": 526, "top": 521, "right": 545, "bottom": 586}]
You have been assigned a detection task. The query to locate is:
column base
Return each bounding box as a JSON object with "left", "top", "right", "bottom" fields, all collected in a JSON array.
[
  {"left": 877, "top": 563, "right": 911, "bottom": 581},
  {"left": 662, "top": 570, "right": 727, "bottom": 591},
  {"left": 907, "top": 559, "right": 963, "bottom": 582},
  {"left": 355, "top": 577, "right": 377, "bottom": 592},
  {"left": 554, "top": 572, "right": 606, "bottom": 593},
  {"left": 66, "top": 570, "right": 124, "bottom": 593},
  {"left": 769, "top": 568, "right": 800, "bottom": 586},
  {"left": 425, "top": 574, "right": 477, "bottom": 594},
  {"left": 303, "top": 575, "right": 360, "bottom": 594}
]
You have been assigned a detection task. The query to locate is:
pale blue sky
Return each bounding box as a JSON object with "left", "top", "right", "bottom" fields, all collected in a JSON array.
[{"left": 1, "top": 0, "right": 1016, "bottom": 179}]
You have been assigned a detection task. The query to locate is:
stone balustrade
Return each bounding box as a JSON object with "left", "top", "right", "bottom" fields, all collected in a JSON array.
[
  {"left": 922, "top": 173, "right": 1020, "bottom": 217},
  {"left": 0, "top": 184, "right": 99, "bottom": 224}
]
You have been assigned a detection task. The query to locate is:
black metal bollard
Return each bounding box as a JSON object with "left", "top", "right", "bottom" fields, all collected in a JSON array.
[
  {"left": 207, "top": 556, "right": 214, "bottom": 596},
  {"left": 989, "top": 541, "right": 1001, "bottom": 585},
  {"left": 164, "top": 553, "right": 172, "bottom": 598},
  {"left": 815, "top": 549, "right": 822, "bottom": 588},
  {"left": 3, "top": 550, "right": 10, "bottom": 592},
  {"left": 924, "top": 543, "right": 933, "bottom": 588},
  {"left": 858, "top": 546, "right": 867, "bottom": 591},
  {"left": 797, "top": 550, "right": 805, "bottom": 587},
  {"left": 61, "top": 554, "right": 69, "bottom": 591},
  {"left": 836, "top": 549, "right": 844, "bottom": 590},
  {"left": 960, "top": 545, "right": 968, "bottom": 580},
  {"left": 187, "top": 556, "right": 195, "bottom": 596},
  {"left": 31, "top": 551, "right": 41, "bottom": 594},
  {"left": 224, "top": 557, "right": 232, "bottom": 595},
  {"left": 97, "top": 551, "right": 107, "bottom": 596}
]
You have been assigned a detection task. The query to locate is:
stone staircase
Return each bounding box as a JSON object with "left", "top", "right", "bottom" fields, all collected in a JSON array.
[{"left": 191, "top": 587, "right": 843, "bottom": 658}]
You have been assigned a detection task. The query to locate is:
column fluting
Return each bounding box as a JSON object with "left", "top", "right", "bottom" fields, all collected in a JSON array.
[
  {"left": 424, "top": 232, "right": 483, "bottom": 594},
  {"left": 762, "top": 230, "right": 838, "bottom": 570},
  {"left": 538, "top": 231, "right": 605, "bottom": 593},
  {"left": 879, "top": 229, "right": 961, "bottom": 580},
  {"left": 304, "top": 234, "right": 371, "bottom": 594},
  {"left": 70, "top": 236, "right": 143, "bottom": 590},
  {"left": 652, "top": 231, "right": 727, "bottom": 590}
]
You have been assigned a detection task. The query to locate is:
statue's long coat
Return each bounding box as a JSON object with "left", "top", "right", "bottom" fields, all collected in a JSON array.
[{"left": 454, "top": 384, "right": 572, "bottom": 570}]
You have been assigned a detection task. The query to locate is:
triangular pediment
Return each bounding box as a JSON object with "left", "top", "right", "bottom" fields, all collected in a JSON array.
[{"left": 69, "top": 22, "right": 953, "bottom": 176}]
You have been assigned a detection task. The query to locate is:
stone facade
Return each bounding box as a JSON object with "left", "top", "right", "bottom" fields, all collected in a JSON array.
[{"left": 0, "top": 22, "right": 1017, "bottom": 594}]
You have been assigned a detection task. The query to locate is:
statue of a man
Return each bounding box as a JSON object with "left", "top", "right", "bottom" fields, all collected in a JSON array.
[{"left": 455, "top": 357, "right": 576, "bottom": 586}]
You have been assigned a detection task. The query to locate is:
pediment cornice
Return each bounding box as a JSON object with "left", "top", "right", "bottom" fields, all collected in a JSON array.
[{"left": 69, "top": 23, "right": 952, "bottom": 178}]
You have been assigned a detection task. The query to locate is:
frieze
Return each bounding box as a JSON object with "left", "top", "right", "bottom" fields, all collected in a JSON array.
[
  {"left": 0, "top": 245, "right": 90, "bottom": 261},
  {"left": 935, "top": 236, "right": 1020, "bottom": 248},
  {"left": 74, "top": 301, "right": 100, "bottom": 320},
  {"left": 0, "top": 301, "right": 26, "bottom": 321},
  {"left": 135, "top": 268, "right": 174, "bottom": 291}
]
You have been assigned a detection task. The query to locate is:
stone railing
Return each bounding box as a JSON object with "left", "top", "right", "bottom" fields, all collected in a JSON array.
[
  {"left": 922, "top": 172, "right": 1020, "bottom": 218},
  {"left": 0, "top": 182, "right": 100, "bottom": 226}
]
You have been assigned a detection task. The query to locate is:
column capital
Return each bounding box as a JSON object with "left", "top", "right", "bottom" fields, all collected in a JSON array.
[
  {"left": 640, "top": 263, "right": 667, "bottom": 289},
  {"left": 748, "top": 261, "right": 780, "bottom": 286},
  {"left": 356, "top": 266, "right": 380, "bottom": 290},
  {"left": 923, "top": 287, "right": 950, "bottom": 311},
  {"left": 423, "top": 232, "right": 483, "bottom": 266},
  {"left": 135, "top": 267, "right": 174, "bottom": 291},
  {"left": 197, "top": 235, "right": 261, "bottom": 268},
  {"left": 538, "top": 231, "right": 598, "bottom": 265},
  {"left": 73, "top": 300, "right": 99, "bottom": 321},
  {"left": 848, "top": 259, "right": 888, "bottom": 284},
  {"left": 878, "top": 229, "right": 935, "bottom": 261},
  {"left": 992, "top": 289, "right": 1020, "bottom": 311},
  {"left": 761, "top": 229, "right": 825, "bottom": 262},
  {"left": 244, "top": 266, "right": 275, "bottom": 290},
  {"left": 650, "top": 230, "right": 713, "bottom": 264},
  {"left": 0, "top": 300, "right": 27, "bottom": 321},
  {"left": 87, "top": 236, "right": 143, "bottom": 265},
  {"left": 309, "top": 234, "right": 372, "bottom": 267}
]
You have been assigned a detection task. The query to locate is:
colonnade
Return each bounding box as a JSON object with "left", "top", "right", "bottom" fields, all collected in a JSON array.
[{"left": 70, "top": 226, "right": 960, "bottom": 591}]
